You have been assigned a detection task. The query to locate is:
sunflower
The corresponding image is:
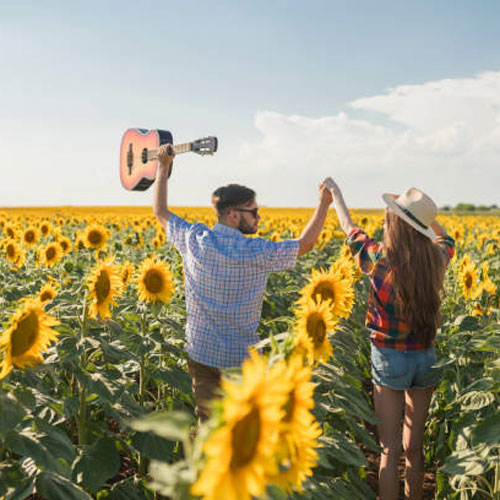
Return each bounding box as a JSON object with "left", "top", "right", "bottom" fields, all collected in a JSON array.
[
  {"left": 452, "top": 225, "right": 464, "bottom": 242},
  {"left": 294, "top": 300, "right": 337, "bottom": 365},
  {"left": 22, "top": 226, "right": 39, "bottom": 248},
  {"left": 58, "top": 235, "right": 73, "bottom": 255},
  {"left": 459, "top": 261, "right": 482, "bottom": 300},
  {"left": 191, "top": 351, "right": 288, "bottom": 500},
  {"left": 4, "top": 240, "right": 22, "bottom": 265},
  {"left": 13, "top": 249, "right": 26, "bottom": 269},
  {"left": 156, "top": 228, "right": 166, "bottom": 244},
  {"left": 0, "top": 299, "right": 60, "bottom": 379},
  {"left": 152, "top": 236, "right": 162, "bottom": 249},
  {"left": 87, "top": 258, "right": 123, "bottom": 319},
  {"left": 298, "top": 267, "right": 354, "bottom": 319},
  {"left": 120, "top": 260, "right": 134, "bottom": 287},
  {"left": 84, "top": 224, "right": 108, "bottom": 250},
  {"left": 472, "top": 303, "right": 484, "bottom": 317},
  {"left": 39, "top": 220, "right": 53, "bottom": 238},
  {"left": 135, "top": 255, "right": 174, "bottom": 304},
  {"left": 458, "top": 253, "right": 472, "bottom": 272},
  {"left": 482, "top": 262, "right": 497, "bottom": 295},
  {"left": 75, "top": 232, "right": 86, "bottom": 251},
  {"left": 318, "top": 229, "right": 332, "bottom": 247},
  {"left": 267, "top": 355, "right": 322, "bottom": 493},
  {"left": 135, "top": 231, "right": 144, "bottom": 248},
  {"left": 38, "top": 282, "right": 59, "bottom": 304},
  {"left": 330, "top": 257, "right": 356, "bottom": 283},
  {"left": 4, "top": 224, "right": 18, "bottom": 240},
  {"left": 40, "top": 242, "right": 63, "bottom": 268}
]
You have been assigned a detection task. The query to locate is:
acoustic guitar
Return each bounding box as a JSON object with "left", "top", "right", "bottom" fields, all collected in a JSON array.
[{"left": 120, "top": 128, "right": 218, "bottom": 191}]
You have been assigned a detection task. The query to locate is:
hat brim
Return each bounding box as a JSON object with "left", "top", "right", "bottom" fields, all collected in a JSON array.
[{"left": 381, "top": 193, "right": 436, "bottom": 240}]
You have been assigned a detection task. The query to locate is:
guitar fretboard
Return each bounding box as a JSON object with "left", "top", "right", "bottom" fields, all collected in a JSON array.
[{"left": 147, "top": 142, "right": 192, "bottom": 160}]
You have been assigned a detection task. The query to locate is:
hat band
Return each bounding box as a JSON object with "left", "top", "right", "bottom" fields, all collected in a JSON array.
[{"left": 394, "top": 201, "right": 428, "bottom": 230}]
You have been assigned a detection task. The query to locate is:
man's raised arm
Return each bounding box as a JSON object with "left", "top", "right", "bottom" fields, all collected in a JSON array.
[
  {"left": 296, "top": 180, "right": 333, "bottom": 256},
  {"left": 153, "top": 145, "right": 175, "bottom": 228}
]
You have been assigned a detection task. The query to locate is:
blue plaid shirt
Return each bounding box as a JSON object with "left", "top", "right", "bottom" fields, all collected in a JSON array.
[{"left": 166, "top": 214, "right": 299, "bottom": 368}]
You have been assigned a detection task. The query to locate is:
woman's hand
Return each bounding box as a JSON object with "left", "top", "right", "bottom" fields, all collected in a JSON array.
[{"left": 323, "top": 177, "right": 341, "bottom": 196}]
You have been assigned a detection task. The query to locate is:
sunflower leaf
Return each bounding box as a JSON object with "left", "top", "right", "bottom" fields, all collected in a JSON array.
[
  {"left": 320, "top": 433, "right": 368, "bottom": 467},
  {"left": 150, "top": 365, "right": 192, "bottom": 395},
  {"left": 472, "top": 412, "right": 500, "bottom": 446},
  {"left": 36, "top": 471, "right": 93, "bottom": 500},
  {"left": 127, "top": 411, "right": 194, "bottom": 442},
  {"left": 71, "top": 437, "right": 120, "bottom": 493},
  {"left": 6, "top": 430, "right": 67, "bottom": 476},
  {"left": 131, "top": 431, "right": 176, "bottom": 460},
  {"left": 0, "top": 393, "right": 26, "bottom": 438}
]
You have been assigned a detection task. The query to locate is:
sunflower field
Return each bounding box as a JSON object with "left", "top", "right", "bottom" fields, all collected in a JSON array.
[{"left": 0, "top": 206, "right": 498, "bottom": 500}]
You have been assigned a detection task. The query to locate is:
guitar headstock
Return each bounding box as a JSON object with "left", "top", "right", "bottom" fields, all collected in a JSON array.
[{"left": 192, "top": 136, "right": 218, "bottom": 155}]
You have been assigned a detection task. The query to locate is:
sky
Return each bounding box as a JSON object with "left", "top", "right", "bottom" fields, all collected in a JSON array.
[{"left": 1, "top": 0, "right": 499, "bottom": 209}]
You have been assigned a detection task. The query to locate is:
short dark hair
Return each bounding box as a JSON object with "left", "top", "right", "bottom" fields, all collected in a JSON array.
[{"left": 211, "top": 184, "right": 256, "bottom": 214}]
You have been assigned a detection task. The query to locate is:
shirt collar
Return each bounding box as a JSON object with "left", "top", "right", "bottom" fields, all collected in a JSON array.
[{"left": 213, "top": 223, "right": 245, "bottom": 238}]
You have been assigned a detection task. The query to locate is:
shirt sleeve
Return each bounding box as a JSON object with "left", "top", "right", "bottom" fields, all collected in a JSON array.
[
  {"left": 345, "top": 227, "right": 383, "bottom": 275},
  {"left": 434, "top": 235, "right": 455, "bottom": 265},
  {"left": 166, "top": 213, "right": 192, "bottom": 256},
  {"left": 259, "top": 238, "right": 300, "bottom": 273}
]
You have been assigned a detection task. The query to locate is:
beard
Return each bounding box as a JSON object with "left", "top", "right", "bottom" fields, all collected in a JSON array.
[{"left": 237, "top": 218, "right": 257, "bottom": 235}]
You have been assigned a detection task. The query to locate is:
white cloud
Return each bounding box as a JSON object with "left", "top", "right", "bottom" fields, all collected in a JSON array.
[{"left": 237, "top": 71, "right": 500, "bottom": 208}]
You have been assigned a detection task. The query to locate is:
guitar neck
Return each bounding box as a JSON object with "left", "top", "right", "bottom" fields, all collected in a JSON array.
[{"left": 147, "top": 142, "right": 192, "bottom": 160}]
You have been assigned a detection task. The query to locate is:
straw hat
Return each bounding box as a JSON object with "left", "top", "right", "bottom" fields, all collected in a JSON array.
[{"left": 382, "top": 187, "right": 437, "bottom": 240}]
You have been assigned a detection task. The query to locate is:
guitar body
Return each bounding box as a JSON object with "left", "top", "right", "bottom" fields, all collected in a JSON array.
[{"left": 120, "top": 128, "right": 173, "bottom": 191}]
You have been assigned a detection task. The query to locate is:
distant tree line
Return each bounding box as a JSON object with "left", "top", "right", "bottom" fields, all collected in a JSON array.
[{"left": 441, "top": 203, "right": 499, "bottom": 212}]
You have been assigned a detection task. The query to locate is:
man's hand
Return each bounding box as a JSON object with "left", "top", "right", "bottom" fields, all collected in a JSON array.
[
  {"left": 157, "top": 144, "right": 175, "bottom": 168},
  {"left": 319, "top": 180, "right": 334, "bottom": 206}
]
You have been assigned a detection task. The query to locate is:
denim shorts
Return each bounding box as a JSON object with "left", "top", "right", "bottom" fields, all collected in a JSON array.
[{"left": 371, "top": 343, "right": 438, "bottom": 390}]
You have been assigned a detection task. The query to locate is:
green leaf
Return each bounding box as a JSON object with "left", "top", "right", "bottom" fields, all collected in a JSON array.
[
  {"left": 57, "top": 336, "right": 82, "bottom": 362},
  {"left": 131, "top": 431, "right": 176, "bottom": 461},
  {"left": 331, "top": 387, "right": 378, "bottom": 424},
  {"left": 72, "top": 437, "right": 120, "bottom": 493},
  {"left": 36, "top": 471, "right": 93, "bottom": 500},
  {"left": 0, "top": 393, "right": 26, "bottom": 438},
  {"left": 151, "top": 365, "right": 192, "bottom": 394},
  {"left": 320, "top": 433, "right": 368, "bottom": 467},
  {"left": 441, "top": 447, "right": 489, "bottom": 476},
  {"left": 106, "top": 320, "right": 124, "bottom": 336},
  {"left": 3, "top": 478, "right": 35, "bottom": 500},
  {"left": 6, "top": 431, "right": 66, "bottom": 476},
  {"left": 102, "top": 478, "right": 148, "bottom": 500},
  {"left": 127, "top": 411, "right": 194, "bottom": 442},
  {"left": 89, "top": 373, "right": 123, "bottom": 403},
  {"left": 63, "top": 396, "right": 80, "bottom": 418},
  {"left": 459, "top": 391, "right": 494, "bottom": 411},
  {"left": 458, "top": 315, "right": 480, "bottom": 332},
  {"left": 100, "top": 340, "right": 135, "bottom": 362},
  {"left": 464, "top": 377, "right": 494, "bottom": 392},
  {"left": 472, "top": 412, "right": 500, "bottom": 446},
  {"left": 35, "top": 419, "right": 77, "bottom": 466}
]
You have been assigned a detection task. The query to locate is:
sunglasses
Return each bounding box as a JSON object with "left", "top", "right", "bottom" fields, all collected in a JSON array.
[{"left": 234, "top": 208, "right": 259, "bottom": 218}]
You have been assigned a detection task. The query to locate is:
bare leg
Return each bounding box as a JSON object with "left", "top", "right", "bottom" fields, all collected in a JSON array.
[
  {"left": 402, "top": 387, "right": 434, "bottom": 499},
  {"left": 374, "top": 384, "right": 405, "bottom": 500}
]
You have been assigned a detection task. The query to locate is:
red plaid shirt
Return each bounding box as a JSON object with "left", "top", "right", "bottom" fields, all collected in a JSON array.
[{"left": 346, "top": 227, "right": 455, "bottom": 350}]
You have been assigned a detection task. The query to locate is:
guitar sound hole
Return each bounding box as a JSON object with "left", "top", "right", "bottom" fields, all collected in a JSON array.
[{"left": 141, "top": 148, "right": 148, "bottom": 164}]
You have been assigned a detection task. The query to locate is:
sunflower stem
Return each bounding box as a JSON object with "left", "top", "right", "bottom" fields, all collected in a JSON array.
[
  {"left": 139, "top": 309, "right": 147, "bottom": 407},
  {"left": 138, "top": 307, "right": 148, "bottom": 477},
  {"left": 77, "top": 291, "right": 89, "bottom": 446}
]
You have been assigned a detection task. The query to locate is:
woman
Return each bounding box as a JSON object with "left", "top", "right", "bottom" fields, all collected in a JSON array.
[{"left": 326, "top": 179, "right": 455, "bottom": 500}]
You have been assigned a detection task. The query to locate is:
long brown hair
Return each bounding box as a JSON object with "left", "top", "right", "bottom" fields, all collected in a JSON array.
[{"left": 383, "top": 209, "right": 446, "bottom": 347}]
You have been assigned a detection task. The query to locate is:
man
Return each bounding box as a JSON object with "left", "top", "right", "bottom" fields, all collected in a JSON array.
[{"left": 153, "top": 144, "right": 333, "bottom": 422}]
